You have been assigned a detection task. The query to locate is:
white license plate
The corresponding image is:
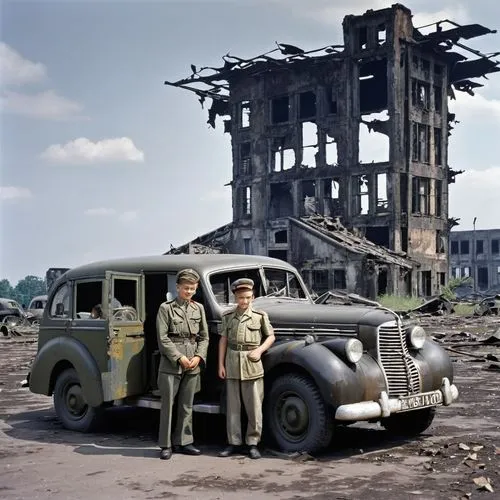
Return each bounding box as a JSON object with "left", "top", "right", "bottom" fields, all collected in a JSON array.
[{"left": 399, "top": 390, "right": 443, "bottom": 411}]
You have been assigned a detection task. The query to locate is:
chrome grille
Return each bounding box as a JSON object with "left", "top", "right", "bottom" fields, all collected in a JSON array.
[{"left": 377, "top": 321, "right": 421, "bottom": 397}]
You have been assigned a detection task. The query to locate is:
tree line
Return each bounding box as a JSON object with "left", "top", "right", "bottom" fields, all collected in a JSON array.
[{"left": 0, "top": 276, "right": 47, "bottom": 308}]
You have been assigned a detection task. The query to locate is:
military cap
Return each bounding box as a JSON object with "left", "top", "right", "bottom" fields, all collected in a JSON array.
[
  {"left": 176, "top": 268, "right": 200, "bottom": 283},
  {"left": 231, "top": 278, "right": 254, "bottom": 293}
]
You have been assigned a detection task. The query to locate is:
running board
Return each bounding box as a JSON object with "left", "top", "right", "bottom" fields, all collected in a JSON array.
[{"left": 127, "top": 396, "right": 222, "bottom": 414}]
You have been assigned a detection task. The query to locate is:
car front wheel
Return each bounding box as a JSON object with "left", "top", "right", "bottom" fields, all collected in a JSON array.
[
  {"left": 53, "top": 368, "right": 101, "bottom": 432},
  {"left": 265, "top": 373, "right": 332, "bottom": 453}
]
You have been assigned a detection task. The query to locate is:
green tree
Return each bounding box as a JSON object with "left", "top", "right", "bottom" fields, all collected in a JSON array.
[
  {"left": 0, "top": 279, "right": 15, "bottom": 299},
  {"left": 14, "top": 275, "right": 46, "bottom": 307}
]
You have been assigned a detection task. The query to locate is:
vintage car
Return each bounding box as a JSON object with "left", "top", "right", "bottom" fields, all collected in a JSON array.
[
  {"left": 28, "top": 255, "right": 458, "bottom": 452},
  {"left": 27, "top": 295, "right": 48, "bottom": 321}
]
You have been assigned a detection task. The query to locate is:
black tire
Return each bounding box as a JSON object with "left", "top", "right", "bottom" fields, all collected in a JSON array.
[
  {"left": 381, "top": 407, "right": 436, "bottom": 436},
  {"left": 265, "top": 373, "right": 333, "bottom": 453},
  {"left": 53, "top": 368, "right": 101, "bottom": 432},
  {"left": 1, "top": 325, "right": 9, "bottom": 337}
]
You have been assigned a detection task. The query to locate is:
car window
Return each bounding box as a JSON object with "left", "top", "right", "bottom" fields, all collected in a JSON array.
[
  {"left": 209, "top": 269, "right": 264, "bottom": 306},
  {"left": 50, "top": 284, "right": 71, "bottom": 318},
  {"left": 111, "top": 278, "right": 138, "bottom": 322},
  {"left": 75, "top": 280, "right": 104, "bottom": 320},
  {"left": 263, "top": 268, "right": 307, "bottom": 299}
]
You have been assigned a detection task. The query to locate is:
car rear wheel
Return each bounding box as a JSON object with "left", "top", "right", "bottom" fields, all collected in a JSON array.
[
  {"left": 381, "top": 407, "right": 436, "bottom": 436},
  {"left": 53, "top": 368, "right": 101, "bottom": 432},
  {"left": 265, "top": 373, "right": 332, "bottom": 453}
]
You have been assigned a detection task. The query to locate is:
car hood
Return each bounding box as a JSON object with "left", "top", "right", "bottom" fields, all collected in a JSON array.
[{"left": 249, "top": 297, "right": 398, "bottom": 333}]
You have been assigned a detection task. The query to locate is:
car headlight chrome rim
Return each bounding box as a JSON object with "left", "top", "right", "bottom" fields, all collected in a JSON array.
[
  {"left": 408, "top": 326, "right": 426, "bottom": 349},
  {"left": 345, "top": 338, "right": 363, "bottom": 363}
]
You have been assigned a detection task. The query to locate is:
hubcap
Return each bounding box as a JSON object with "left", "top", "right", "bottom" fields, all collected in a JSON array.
[
  {"left": 64, "top": 384, "right": 87, "bottom": 418},
  {"left": 277, "top": 393, "right": 309, "bottom": 440}
]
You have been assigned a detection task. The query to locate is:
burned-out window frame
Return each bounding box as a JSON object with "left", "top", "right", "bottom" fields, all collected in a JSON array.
[
  {"left": 492, "top": 239, "right": 500, "bottom": 254},
  {"left": 411, "top": 176, "right": 430, "bottom": 215},
  {"left": 450, "top": 240, "right": 459, "bottom": 255},
  {"left": 239, "top": 142, "right": 252, "bottom": 176},
  {"left": 239, "top": 100, "right": 251, "bottom": 129},
  {"left": 460, "top": 240, "right": 470, "bottom": 255},
  {"left": 271, "top": 95, "right": 291, "bottom": 124}
]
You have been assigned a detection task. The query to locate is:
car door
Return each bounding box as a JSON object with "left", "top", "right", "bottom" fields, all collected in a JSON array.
[{"left": 103, "top": 271, "right": 146, "bottom": 400}]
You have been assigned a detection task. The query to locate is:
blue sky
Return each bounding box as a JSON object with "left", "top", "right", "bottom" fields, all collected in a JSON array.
[{"left": 1, "top": 0, "right": 499, "bottom": 284}]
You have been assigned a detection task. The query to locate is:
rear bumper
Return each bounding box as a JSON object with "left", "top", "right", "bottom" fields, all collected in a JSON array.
[{"left": 334, "top": 377, "right": 459, "bottom": 421}]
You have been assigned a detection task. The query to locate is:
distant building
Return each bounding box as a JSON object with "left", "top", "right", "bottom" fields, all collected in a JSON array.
[
  {"left": 449, "top": 229, "right": 500, "bottom": 291},
  {"left": 165, "top": 3, "right": 499, "bottom": 298}
]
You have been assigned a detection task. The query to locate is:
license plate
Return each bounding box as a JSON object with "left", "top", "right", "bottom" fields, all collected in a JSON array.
[{"left": 398, "top": 390, "right": 443, "bottom": 411}]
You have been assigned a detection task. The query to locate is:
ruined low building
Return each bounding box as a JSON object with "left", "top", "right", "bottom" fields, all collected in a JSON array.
[{"left": 165, "top": 3, "right": 499, "bottom": 297}]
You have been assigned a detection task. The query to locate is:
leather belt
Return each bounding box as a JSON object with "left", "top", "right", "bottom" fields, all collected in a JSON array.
[
  {"left": 170, "top": 334, "right": 197, "bottom": 344},
  {"left": 228, "top": 343, "right": 258, "bottom": 351}
]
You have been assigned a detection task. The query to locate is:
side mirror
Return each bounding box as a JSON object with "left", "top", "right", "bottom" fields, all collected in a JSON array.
[{"left": 55, "top": 303, "right": 65, "bottom": 316}]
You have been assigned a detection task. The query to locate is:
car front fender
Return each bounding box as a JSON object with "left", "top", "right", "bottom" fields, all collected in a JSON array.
[
  {"left": 263, "top": 339, "right": 386, "bottom": 408},
  {"left": 412, "top": 340, "right": 454, "bottom": 391},
  {"left": 29, "top": 336, "right": 104, "bottom": 407}
]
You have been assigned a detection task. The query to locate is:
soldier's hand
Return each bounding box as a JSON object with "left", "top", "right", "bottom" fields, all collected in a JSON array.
[
  {"left": 248, "top": 349, "right": 262, "bottom": 362},
  {"left": 218, "top": 366, "right": 226, "bottom": 379},
  {"left": 179, "top": 356, "right": 191, "bottom": 369},
  {"left": 189, "top": 356, "right": 201, "bottom": 370}
]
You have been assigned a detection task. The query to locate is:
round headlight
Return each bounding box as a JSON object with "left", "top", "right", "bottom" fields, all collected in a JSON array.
[
  {"left": 408, "top": 326, "right": 426, "bottom": 349},
  {"left": 345, "top": 338, "right": 363, "bottom": 363}
]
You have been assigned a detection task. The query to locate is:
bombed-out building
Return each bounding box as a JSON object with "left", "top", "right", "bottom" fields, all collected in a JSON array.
[{"left": 165, "top": 3, "right": 499, "bottom": 298}]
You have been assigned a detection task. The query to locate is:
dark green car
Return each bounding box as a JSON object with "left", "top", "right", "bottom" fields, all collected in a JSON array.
[{"left": 28, "top": 254, "right": 458, "bottom": 452}]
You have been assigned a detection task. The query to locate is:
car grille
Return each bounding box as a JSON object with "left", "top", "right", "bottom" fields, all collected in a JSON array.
[{"left": 377, "top": 321, "right": 421, "bottom": 397}]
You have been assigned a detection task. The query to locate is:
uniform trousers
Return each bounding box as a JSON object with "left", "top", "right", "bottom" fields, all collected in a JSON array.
[
  {"left": 158, "top": 371, "right": 199, "bottom": 448},
  {"left": 226, "top": 377, "right": 264, "bottom": 446}
]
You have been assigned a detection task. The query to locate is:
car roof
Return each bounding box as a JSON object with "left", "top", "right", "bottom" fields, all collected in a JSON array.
[
  {"left": 0, "top": 298, "right": 19, "bottom": 306},
  {"left": 62, "top": 254, "right": 298, "bottom": 281},
  {"left": 29, "top": 295, "right": 48, "bottom": 302}
]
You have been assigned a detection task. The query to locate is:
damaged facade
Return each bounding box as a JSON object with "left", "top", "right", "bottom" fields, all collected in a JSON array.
[{"left": 165, "top": 3, "right": 499, "bottom": 298}]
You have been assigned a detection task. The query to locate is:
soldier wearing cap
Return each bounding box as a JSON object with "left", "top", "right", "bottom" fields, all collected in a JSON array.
[
  {"left": 217, "top": 278, "right": 275, "bottom": 459},
  {"left": 156, "top": 268, "right": 209, "bottom": 460}
]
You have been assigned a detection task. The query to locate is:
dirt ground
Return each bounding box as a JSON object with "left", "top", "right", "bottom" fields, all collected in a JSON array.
[{"left": 1, "top": 315, "right": 499, "bottom": 500}]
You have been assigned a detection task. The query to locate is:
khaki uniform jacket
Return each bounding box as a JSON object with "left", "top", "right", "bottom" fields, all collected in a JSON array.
[
  {"left": 221, "top": 307, "right": 273, "bottom": 381},
  {"left": 156, "top": 299, "right": 209, "bottom": 375}
]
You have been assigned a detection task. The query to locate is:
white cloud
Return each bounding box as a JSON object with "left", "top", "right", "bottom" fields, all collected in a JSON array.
[
  {"left": 41, "top": 137, "right": 145, "bottom": 164},
  {"left": 449, "top": 167, "right": 500, "bottom": 230},
  {"left": 0, "top": 186, "right": 33, "bottom": 200},
  {"left": 84, "top": 207, "right": 117, "bottom": 216},
  {"left": 0, "top": 42, "right": 47, "bottom": 86},
  {"left": 119, "top": 210, "right": 139, "bottom": 222},
  {"left": 1, "top": 89, "right": 84, "bottom": 120}
]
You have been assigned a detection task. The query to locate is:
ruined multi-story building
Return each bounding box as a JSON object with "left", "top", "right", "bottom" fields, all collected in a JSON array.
[{"left": 165, "top": 3, "right": 498, "bottom": 298}]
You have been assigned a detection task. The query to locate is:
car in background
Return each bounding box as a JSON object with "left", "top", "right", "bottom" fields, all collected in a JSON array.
[{"left": 27, "top": 295, "right": 48, "bottom": 320}]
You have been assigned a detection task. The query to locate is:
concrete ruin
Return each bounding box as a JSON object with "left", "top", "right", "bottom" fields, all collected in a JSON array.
[{"left": 165, "top": 3, "right": 499, "bottom": 298}]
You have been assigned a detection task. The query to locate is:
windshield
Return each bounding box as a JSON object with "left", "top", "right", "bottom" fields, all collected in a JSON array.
[{"left": 208, "top": 266, "right": 309, "bottom": 306}]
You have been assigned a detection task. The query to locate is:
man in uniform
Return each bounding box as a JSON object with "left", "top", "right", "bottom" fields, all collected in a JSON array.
[
  {"left": 217, "top": 278, "right": 275, "bottom": 459},
  {"left": 156, "top": 268, "right": 209, "bottom": 460}
]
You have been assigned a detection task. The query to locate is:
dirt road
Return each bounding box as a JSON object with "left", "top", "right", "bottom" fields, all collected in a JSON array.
[{"left": 1, "top": 317, "right": 499, "bottom": 500}]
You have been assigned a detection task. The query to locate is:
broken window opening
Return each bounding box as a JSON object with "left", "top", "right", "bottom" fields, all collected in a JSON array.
[
  {"left": 412, "top": 55, "right": 419, "bottom": 71},
  {"left": 354, "top": 174, "right": 370, "bottom": 215},
  {"left": 301, "top": 122, "right": 319, "bottom": 168},
  {"left": 422, "top": 59, "right": 431, "bottom": 80},
  {"left": 478, "top": 267, "right": 488, "bottom": 290},
  {"left": 460, "top": 240, "right": 469, "bottom": 255},
  {"left": 270, "top": 182, "right": 293, "bottom": 219},
  {"left": 421, "top": 270, "right": 432, "bottom": 297},
  {"left": 401, "top": 227, "right": 408, "bottom": 253},
  {"left": 271, "top": 95, "right": 290, "bottom": 124},
  {"left": 411, "top": 176, "right": 430, "bottom": 215},
  {"left": 359, "top": 59, "right": 387, "bottom": 113},
  {"left": 377, "top": 23, "right": 386, "bottom": 45},
  {"left": 240, "top": 101, "right": 250, "bottom": 128},
  {"left": 436, "top": 230, "right": 446, "bottom": 254},
  {"left": 268, "top": 249, "right": 288, "bottom": 262},
  {"left": 412, "top": 122, "right": 430, "bottom": 163},
  {"left": 451, "top": 241, "right": 459, "bottom": 255},
  {"left": 274, "top": 147, "right": 295, "bottom": 172},
  {"left": 434, "top": 128, "right": 442, "bottom": 166},
  {"left": 434, "top": 86, "right": 442, "bottom": 114},
  {"left": 492, "top": 239, "right": 499, "bottom": 254},
  {"left": 302, "top": 180, "right": 316, "bottom": 215},
  {"left": 240, "top": 142, "right": 252, "bottom": 175},
  {"left": 243, "top": 186, "right": 252, "bottom": 217},
  {"left": 323, "top": 178, "right": 341, "bottom": 217},
  {"left": 435, "top": 179, "right": 442, "bottom": 217},
  {"left": 324, "top": 178, "right": 340, "bottom": 199},
  {"left": 476, "top": 239, "right": 484, "bottom": 254},
  {"left": 312, "top": 270, "right": 329, "bottom": 294},
  {"left": 326, "top": 86, "right": 337, "bottom": 114},
  {"left": 333, "top": 269, "right": 346, "bottom": 290},
  {"left": 434, "top": 63, "right": 443, "bottom": 81},
  {"left": 366, "top": 226, "right": 390, "bottom": 247},
  {"left": 274, "top": 230, "right": 288, "bottom": 244},
  {"left": 325, "top": 135, "right": 338, "bottom": 165},
  {"left": 359, "top": 111, "right": 390, "bottom": 164},
  {"left": 437, "top": 272, "right": 446, "bottom": 289},
  {"left": 411, "top": 79, "right": 430, "bottom": 109},
  {"left": 299, "top": 91, "right": 316, "bottom": 119},
  {"left": 378, "top": 269, "right": 388, "bottom": 296},
  {"left": 400, "top": 173, "right": 408, "bottom": 215},
  {"left": 243, "top": 238, "right": 252, "bottom": 255},
  {"left": 462, "top": 266, "right": 470, "bottom": 277},
  {"left": 376, "top": 173, "right": 388, "bottom": 212},
  {"left": 358, "top": 26, "right": 368, "bottom": 50}
]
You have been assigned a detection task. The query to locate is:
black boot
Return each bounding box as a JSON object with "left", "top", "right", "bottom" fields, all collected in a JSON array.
[
  {"left": 160, "top": 447, "right": 172, "bottom": 460},
  {"left": 218, "top": 444, "right": 240, "bottom": 457},
  {"left": 175, "top": 444, "right": 201, "bottom": 455},
  {"left": 248, "top": 445, "right": 261, "bottom": 459}
]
